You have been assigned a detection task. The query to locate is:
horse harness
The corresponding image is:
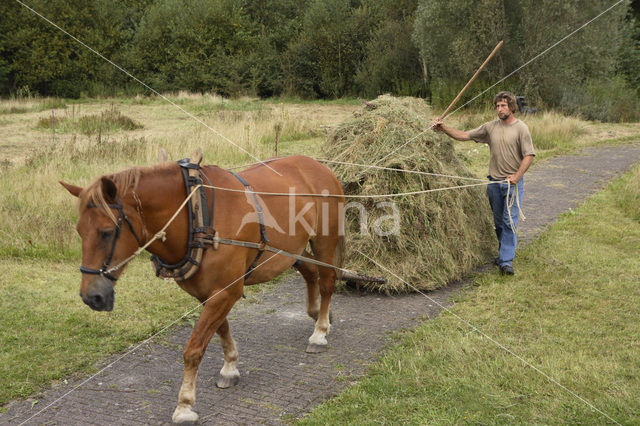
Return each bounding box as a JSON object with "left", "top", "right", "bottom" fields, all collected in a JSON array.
[
  {"left": 79, "top": 195, "right": 144, "bottom": 282},
  {"left": 80, "top": 156, "right": 340, "bottom": 284},
  {"left": 150, "top": 156, "right": 270, "bottom": 282}
]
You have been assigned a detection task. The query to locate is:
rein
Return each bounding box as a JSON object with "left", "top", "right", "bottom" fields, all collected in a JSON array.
[
  {"left": 506, "top": 180, "right": 526, "bottom": 234},
  {"left": 89, "top": 160, "right": 520, "bottom": 282},
  {"left": 80, "top": 195, "right": 144, "bottom": 282}
]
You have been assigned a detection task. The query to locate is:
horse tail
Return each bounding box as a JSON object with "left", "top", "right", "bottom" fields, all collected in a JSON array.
[{"left": 333, "top": 235, "right": 345, "bottom": 281}]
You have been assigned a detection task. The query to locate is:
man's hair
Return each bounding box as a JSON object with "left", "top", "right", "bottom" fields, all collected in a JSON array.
[{"left": 493, "top": 91, "right": 517, "bottom": 112}]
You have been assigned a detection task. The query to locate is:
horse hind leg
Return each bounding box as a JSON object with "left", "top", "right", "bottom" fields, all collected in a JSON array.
[
  {"left": 216, "top": 319, "right": 240, "bottom": 388},
  {"left": 306, "top": 235, "right": 343, "bottom": 354},
  {"left": 293, "top": 250, "right": 320, "bottom": 320}
]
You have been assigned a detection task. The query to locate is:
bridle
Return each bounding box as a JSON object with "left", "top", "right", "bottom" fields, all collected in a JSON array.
[{"left": 79, "top": 195, "right": 144, "bottom": 282}]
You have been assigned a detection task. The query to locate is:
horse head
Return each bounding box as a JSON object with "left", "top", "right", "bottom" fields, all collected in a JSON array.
[{"left": 60, "top": 175, "right": 144, "bottom": 312}]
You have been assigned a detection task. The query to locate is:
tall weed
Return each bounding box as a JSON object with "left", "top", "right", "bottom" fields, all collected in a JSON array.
[
  {"left": 1, "top": 97, "right": 337, "bottom": 260},
  {"left": 613, "top": 164, "right": 640, "bottom": 222},
  {"left": 527, "top": 111, "right": 587, "bottom": 150},
  {"left": 0, "top": 97, "right": 66, "bottom": 114},
  {"left": 36, "top": 105, "right": 141, "bottom": 136}
]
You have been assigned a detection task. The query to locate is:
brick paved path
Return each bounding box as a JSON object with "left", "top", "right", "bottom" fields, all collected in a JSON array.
[{"left": 3, "top": 144, "right": 640, "bottom": 425}]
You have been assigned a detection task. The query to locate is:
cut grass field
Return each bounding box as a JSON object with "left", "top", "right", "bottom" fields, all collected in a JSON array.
[
  {"left": 299, "top": 165, "right": 640, "bottom": 424},
  {"left": 1, "top": 93, "right": 639, "bottom": 411},
  {"left": 0, "top": 94, "right": 360, "bottom": 407}
]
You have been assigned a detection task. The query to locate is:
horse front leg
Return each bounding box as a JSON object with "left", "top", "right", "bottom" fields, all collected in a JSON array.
[
  {"left": 172, "top": 294, "right": 238, "bottom": 424},
  {"left": 216, "top": 318, "right": 240, "bottom": 388}
]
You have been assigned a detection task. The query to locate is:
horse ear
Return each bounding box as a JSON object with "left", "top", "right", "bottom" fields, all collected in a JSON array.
[
  {"left": 100, "top": 177, "right": 117, "bottom": 202},
  {"left": 190, "top": 147, "right": 203, "bottom": 165},
  {"left": 158, "top": 147, "right": 168, "bottom": 163},
  {"left": 60, "top": 181, "right": 83, "bottom": 198}
]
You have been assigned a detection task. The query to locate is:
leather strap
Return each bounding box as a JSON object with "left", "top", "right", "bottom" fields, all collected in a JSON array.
[
  {"left": 228, "top": 170, "right": 269, "bottom": 279},
  {"left": 150, "top": 157, "right": 216, "bottom": 281}
]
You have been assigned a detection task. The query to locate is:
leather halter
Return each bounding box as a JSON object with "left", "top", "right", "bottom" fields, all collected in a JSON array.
[{"left": 80, "top": 195, "right": 144, "bottom": 282}]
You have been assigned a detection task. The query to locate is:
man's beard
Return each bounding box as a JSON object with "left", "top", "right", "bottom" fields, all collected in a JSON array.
[{"left": 499, "top": 112, "right": 511, "bottom": 121}]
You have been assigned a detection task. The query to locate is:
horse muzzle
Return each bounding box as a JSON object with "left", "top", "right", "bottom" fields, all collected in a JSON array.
[{"left": 81, "top": 278, "right": 115, "bottom": 312}]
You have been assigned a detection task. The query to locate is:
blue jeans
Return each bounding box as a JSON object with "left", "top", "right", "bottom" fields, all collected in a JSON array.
[{"left": 486, "top": 178, "right": 524, "bottom": 267}]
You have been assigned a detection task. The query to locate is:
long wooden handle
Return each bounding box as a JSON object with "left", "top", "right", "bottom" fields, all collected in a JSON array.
[{"left": 439, "top": 40, "right": 503, "bottom": 120}]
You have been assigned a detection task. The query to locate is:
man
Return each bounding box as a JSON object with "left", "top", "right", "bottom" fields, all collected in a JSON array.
[{"left": 433, "top": 91, "right": 535, "bottom": 275}]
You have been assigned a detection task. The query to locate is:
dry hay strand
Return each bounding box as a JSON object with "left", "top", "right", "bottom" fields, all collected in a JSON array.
[{"left": 325, "top": 95, "right": 495, "bottom": 293}]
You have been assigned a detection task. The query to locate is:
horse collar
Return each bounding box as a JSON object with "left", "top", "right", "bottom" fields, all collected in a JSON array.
[
  {"left": 150, "top": 159, "right": 216, "bottom": 281},
  {"left": 150, "top": 160, "right": 270, "bottom": 283}
]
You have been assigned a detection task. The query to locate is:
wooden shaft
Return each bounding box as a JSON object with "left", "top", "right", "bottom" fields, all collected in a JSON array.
[{"left": 439, "top": 40, "right": 504, "bottom": 120}]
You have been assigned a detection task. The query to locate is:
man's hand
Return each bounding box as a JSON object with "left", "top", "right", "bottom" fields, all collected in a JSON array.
[
  {"left": 507, "top": 155, "right": 535, "bottom": 185},
  {"left": 432, "top": 117, "right": 444, "bottom": 131},
  {"left": 506, "top": 173, "right": 521, "bottom": 185}
]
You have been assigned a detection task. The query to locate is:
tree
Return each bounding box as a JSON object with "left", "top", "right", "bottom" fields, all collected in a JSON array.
[
  {"left": 413, "top": 0, "right": 636, "bottom": 117},
  {"left": 355, "top": 0, "right": 425, "bottom": 97},
  {"left": 240, "top": 0, "right": 310, "bottom": 97},
  {"left": 285, "top": 0, "right": 375, "bottom": 98}
]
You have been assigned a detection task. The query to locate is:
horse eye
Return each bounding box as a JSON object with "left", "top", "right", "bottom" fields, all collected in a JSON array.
[{"left": 99, "top": 229, "right": 115, "bottom": 239}]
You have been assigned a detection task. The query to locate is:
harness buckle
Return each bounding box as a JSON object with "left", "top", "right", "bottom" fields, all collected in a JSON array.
[{"left": 213, "top": 230, "right": 220, "bottom": 250}]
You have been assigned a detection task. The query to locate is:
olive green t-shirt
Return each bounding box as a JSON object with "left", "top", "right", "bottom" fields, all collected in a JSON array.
[{"left": 468, "top": 119, "right": 535, "bottom": 179}]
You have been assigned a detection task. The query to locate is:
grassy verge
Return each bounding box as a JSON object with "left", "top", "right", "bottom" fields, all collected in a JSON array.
[
  {"left": 299, "top": 165, "right": 640, "bottom": 424},
  {"left": 0, "top": 256, "right": 194, "bottom": 404},
  {"left": 0, "top": 253, "right": 287, "bottom": 406}
]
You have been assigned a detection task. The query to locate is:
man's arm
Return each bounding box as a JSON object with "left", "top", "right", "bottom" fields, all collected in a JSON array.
[
  {"left": 507, "top": 155, "right": 534, "bottom": 185},
  {"left": 432, "top": 118, "right": 471, "bottom": 141}
]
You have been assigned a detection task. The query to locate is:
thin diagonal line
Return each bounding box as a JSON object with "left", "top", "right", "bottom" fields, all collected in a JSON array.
[
  {"left": 447, "top": 0, "right": 625, "bottom": 118},
  {"left": 372, "top": 0, "right": 625, "bottom": 166},
  {"left": 356, "top": 250, "right": 621, "bottom": 425},
  {"left": 13, "top": 0, "right": 282, "bottom": 177},
  {"left": 18, "top": 251, "right": 283, "bottom": 425}
]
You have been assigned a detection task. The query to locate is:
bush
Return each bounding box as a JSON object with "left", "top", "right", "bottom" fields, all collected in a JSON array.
[{"left": 561, "top": 77, "right": 640, "bottom": 122}]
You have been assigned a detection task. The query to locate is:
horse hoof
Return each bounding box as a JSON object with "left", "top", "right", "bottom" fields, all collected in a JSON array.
[
  {"left": 172, "top": 405, "right": 199, "bottom": 423},
  {"left": 306, "top": 343, "right": 328, "bottom": 353},
  {"left": 216, "top": 374, "right": 240, "bottom": 388}
]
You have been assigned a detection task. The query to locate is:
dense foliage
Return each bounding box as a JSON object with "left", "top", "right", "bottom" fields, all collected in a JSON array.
[{"left": 1, "top": 0, "right": 639, "bottom": 119}]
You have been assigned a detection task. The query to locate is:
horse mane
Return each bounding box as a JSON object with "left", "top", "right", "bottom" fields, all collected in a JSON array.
[{"left": 79, "top": 167, "right": 142, "bottom": 224}]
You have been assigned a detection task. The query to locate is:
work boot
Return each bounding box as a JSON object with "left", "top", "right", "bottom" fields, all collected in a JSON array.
[{"left": 500, "top": 265, "right": 514, "bottom": 275}]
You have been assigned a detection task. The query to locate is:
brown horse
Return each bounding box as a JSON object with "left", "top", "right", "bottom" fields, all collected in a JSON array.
[{"left": 60, "top": 154, "right": 345, "bottom": 423}]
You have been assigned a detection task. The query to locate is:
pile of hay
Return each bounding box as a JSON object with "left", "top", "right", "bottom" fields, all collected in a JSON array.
[{"left": 325, "top": 95, "right": 495, "bottom": 293}]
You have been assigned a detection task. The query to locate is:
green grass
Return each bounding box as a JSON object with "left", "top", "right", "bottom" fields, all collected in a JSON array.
[
  {"left": 0, "top": 256, "right": 196, "bottom": 404},
  {"left": 298, "top": 165, "right": 640, "bottom": 424},
  {"left": 0, "top": 97, "right": 67, "bottom": 114},
  {"left": 1, "top": 94, "right": 639, "bottom": 411},
  {"left": 36, "top": 105, "right": 142, "bottom": 135}
]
